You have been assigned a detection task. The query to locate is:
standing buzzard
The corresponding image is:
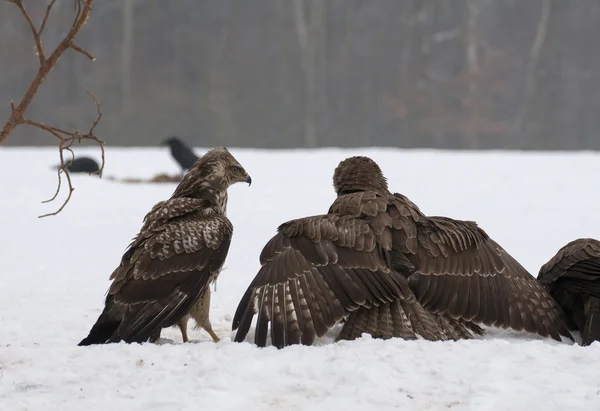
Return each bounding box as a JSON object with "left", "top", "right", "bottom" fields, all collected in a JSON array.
[
  {"left": 232, "top": 156, "right": 572, "bottom": 348},
  {"left": 538, "top": 238, "right": 600, "bottom": 346},
  {"left": 79, "top": 147, "right": 251, "bottom": 345}
]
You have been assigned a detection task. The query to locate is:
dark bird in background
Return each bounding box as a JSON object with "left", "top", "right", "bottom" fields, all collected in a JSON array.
[
  {"left": 79, "top": 147, "right": 251, "bottom": 346},
  {"left": 162, "top": 136, "right": 200, "bottom": 173},
  {"left": 54, "top": 156, "right": 100, "bottom": 174},
  {"left": 538, "top": 238, "right": 600, "bottom": 346},
  {"left": 232, "top": 156, "right": 572, "bottom": 348}
]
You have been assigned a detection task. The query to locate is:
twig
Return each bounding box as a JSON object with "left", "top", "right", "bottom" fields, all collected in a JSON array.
[
  {"left": 72, "top": 43, "right": 96, "bottom": 61},
  {"left": 18, "top": 87, "right": 105, "bottom": 217},
  {"left": 38, "top": 0, "right": 57, "bottom": 38},
  {"left": 0, "top": 0, "right": 101, "bottom": 218},
  {"left": 12, "top": 0, "right": 47, "bottom": 63}
]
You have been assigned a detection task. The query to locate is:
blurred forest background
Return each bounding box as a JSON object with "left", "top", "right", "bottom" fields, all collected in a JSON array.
[{"left": 1, "top": 0, "right": 599, "bottom": 150}]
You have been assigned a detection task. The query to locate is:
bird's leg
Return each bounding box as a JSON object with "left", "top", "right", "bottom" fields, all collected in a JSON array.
[
  {"left": 178, "top": 317, "right": 190, "bottom": 343},
  {"left": 148, "top": 329, "right": 161, "bottom": 344},
  {"left": 206, "top": 326, "right": 221, "bottom": 343},
  {"left": 189, "top": 287, "right": 220, "bottom": 342}
]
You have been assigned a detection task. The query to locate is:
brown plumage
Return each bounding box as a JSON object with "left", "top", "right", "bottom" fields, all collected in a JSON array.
[
  {"left": 175, "top": 281, "right": 220, "bottom": 342},
  {"left": 232, "top": 156, "right": 572, "bottom": 348},
  {"left": 538, "top": 238, "right": 600, "bottom": 346},
  {"left": 79, "top": 147, "right": 251, "bottom": 345}
]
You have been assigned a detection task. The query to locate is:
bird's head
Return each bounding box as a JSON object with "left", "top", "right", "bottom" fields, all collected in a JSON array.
[
  {"left": 162, "top": 136, "right": 186, "bottom": 149},
  {"left": 162, "top": 136, "right": 176, "bottom": 145},
  {"left": 171, "top": 147, "right": 251, "bottom": 198},
  {"left": 333, "top": 156, "right": 388, "bottom": 196}
]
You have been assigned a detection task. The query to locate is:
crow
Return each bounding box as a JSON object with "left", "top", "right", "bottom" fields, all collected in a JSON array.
[
  {"left": 162, "top": 136, "right": 200, "bottom": 173},
  {"left": 54, "top": 157, "right": 100, "bottom": 174}
]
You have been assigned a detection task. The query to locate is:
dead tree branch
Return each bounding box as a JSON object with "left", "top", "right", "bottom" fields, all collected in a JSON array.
[{"left": 0, "top": 0, "right": 103, "bottom": 218}]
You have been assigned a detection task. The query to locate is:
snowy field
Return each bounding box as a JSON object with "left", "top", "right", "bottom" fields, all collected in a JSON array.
[{"left": 1, "top": 146, "right": 599, "bottom": 411}]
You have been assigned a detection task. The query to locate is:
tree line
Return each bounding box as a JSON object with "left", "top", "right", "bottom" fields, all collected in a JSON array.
[{"left": 1, "top": 0, "right": 598, "bottom": 150}]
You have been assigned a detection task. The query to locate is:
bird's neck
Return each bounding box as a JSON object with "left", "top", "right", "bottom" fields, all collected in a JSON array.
[
  {"left": 337, "top": 175, "right": 389, "bottom": 196},
  {"left": 188, "top": 187, "right": 228, "bottom": 216},
  {"left": 215, "top": 190, "right": 228, "bottom": 216}
]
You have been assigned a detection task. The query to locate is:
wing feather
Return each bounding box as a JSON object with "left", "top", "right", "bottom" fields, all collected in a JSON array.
[
  {"left": 538, "top": 238, "right": 600, "bottom": 343},
  {"left": 232, "top": 213, "right": 406, "bottom": 348},
  {"left": 393, "top": 208, "right": 572, "bottom": 341},
  {"left": 538, "top": 238, "right": 600, "bottom": 290},
  {"left": 255, "top": 286, "right": 271, "bottom": 347},
  {"left": 104, "top": 210, "right": 232, "bottom": 343}
]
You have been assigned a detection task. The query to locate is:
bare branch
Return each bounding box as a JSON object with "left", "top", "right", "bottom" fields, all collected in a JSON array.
[
  {"left": 42, "top": 168, "right": 64, "bottom": 204},
  {"left": 12, "top": 0, "right": 46, "bottom": 63},
  {"left": 73, "top": 0, "right": 83, "bottom": 28},
  {"left": 0, "top": 0, "right": 101, "bottom": 218},
  {"left": 18, "top": 87, "right": 104, "bottom": 217},
  {"left": 39, "top": 168, "right": 74, "bottom": 218},
  {"left": 38, "top": 0, "right": 57, "bottom": 38},
  {"left": 71, "top": 43, "right": 96, "bottom": 61}
]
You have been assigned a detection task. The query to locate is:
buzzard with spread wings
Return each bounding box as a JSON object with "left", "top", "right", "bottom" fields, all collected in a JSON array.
[
  {"left": 79, "top": 147, "right": 251, "bottom": 345},
  {"left": 538, "top": 238, "right": 600, "bottom": 346},
  {"left": 232, "top": 156, "right": 572, "bottom": 348}
]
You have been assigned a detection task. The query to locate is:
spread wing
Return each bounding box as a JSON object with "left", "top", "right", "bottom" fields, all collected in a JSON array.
[
  {"left": 232, "top": 213, "right": 409, "bottom": 348},
  {"left": 538, "top": 238, "right": 600, "bottom": 297},
  {"left": 393, "top": 209, "right": 572, "bottom": 341},
  {"left": 79, "top": 206, "right": 232, "bottom": 345}
]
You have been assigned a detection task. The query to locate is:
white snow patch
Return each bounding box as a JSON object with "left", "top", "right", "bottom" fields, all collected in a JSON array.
[{"left": 1, "top": 146, "right": 599, "bottom": 410}]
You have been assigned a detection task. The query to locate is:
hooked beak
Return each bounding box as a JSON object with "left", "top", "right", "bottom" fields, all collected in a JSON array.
[{"left": 245, "top": 174, "right": 252, "bottom": 186}]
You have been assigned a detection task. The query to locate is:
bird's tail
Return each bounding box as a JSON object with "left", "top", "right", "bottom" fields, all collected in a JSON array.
[
  {"left": 78, "top": 301, "right": 121, "bottom": 346},
  {"left": 336, "top": 300, "right": 421, "bottom": 342},
  {"left": 336, "top": 297, "right": 482, "bottom": 342},
  {"left": 582, "top": 296, "right": 600, "bottom": 346},
  {"left": 431, "top": 314, "right": 484, "bottom": 340}
]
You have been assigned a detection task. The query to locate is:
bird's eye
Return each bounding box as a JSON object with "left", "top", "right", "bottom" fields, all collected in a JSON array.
[{"left": 231, "top": 166, "right": 242, "bottom": 174}]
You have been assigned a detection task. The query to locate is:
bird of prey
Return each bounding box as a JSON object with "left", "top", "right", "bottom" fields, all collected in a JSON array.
[
  {"left": 79, "top": 147, "right": 251, "bottom": 345},
  {"left": 162, "top": 136, "right": 200, "bottom": 173},
  {"left": 54, "top": 156, "right": 100, "bottom": 174},
  {"left": 232, "top": 156, "right": 572, "bottom": 348},
  {"left": 538, "top": 238, "right": 600, "bottom": 346}
]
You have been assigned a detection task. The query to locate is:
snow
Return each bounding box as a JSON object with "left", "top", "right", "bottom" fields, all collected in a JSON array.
[{"left": 1, "top": 146, "right": 599, "bottom": 411}]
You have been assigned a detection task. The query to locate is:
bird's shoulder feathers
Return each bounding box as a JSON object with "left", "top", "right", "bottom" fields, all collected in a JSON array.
[{"left": 108, "top": 197, "right": 233, "bottom": 295}]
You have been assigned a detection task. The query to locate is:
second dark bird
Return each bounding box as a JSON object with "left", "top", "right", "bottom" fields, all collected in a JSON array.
[
  {"left": 538, "top": 238, "right": 600, "bottom": 346},
  {"left": 162, "top": 136, "right": 200, "bottom": 173},
  {"left": 54, "top": 157, "right": 100, "bottom": 174}
]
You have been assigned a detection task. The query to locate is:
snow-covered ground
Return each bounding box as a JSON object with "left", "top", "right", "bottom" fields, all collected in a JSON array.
[{"left": 1, "top": 146, "right": 599, "bottom": 411}]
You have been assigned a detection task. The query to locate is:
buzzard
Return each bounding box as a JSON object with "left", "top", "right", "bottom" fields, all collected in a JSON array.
[
  {"left": 162, "top": 136, "right": 200, "bottom": 172},
  {"left": 79, "top": 147, "right": 251, "bottom": 345},
  {"left": 538, "top": 238, "right": 600, "bottom": 346},
  {"left": 232, "top": 156, "right": 572, "bottom": 348}
]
